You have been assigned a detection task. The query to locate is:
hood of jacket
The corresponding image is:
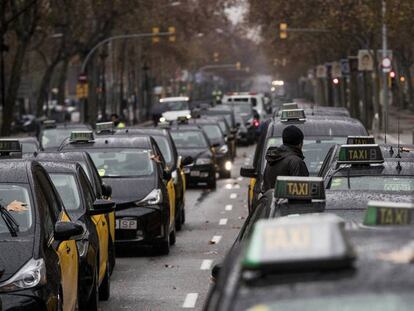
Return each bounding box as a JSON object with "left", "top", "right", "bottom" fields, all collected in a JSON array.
[{"left": 265, "top": 144, "right": 304, "bottom": 165}]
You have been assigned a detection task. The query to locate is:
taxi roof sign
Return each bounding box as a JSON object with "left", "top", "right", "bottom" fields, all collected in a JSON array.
[
  {"left": 42, "top": 119, "right": 56, "bottom": 129},
  {"left": 280, "top": 109, "right": 306, "bottom": 122},
  {"left": 275, "top": 176, "right": 325, "bottom": 201},
  {"left": 0, "top": 140, "right": 22, "bottom": 156},
  {"left": 282, "top": 103, "right": 298, "bottom": 110},
  {"left": 337, "top": 144, "right": 384, "bottom": 164},
  {"left": 363, "top": 201, "right": 414, "bottom": 226},
  {"left": 242, "top": 214, "right": 355, "bottom": 272},
  {"left": 346, "top": 136, "right": 375, "bottom": 145},
  {"left": 96, "top": 122, "right": 114, "bottom": 134},
  {"left": 70, "top": 131, "right": 94, "bottom": 142}
]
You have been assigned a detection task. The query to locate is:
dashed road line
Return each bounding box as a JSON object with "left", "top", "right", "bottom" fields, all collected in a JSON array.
[
  {"left": 183, "top": 293, "right": 198, "bottom": 308},
  {"left": 219, "top": 218, "right": 228, "bottom": 225},
  {"left": 211, "top": 235, "right": 222, "bottom": 244},
  {"left": 230, "top": 193, "right": 237, "bottom": 199},
  {"left": 225, "top": 204, "right": 233, "bottom": 211},
  {"left": 200, "top": 259, "right": 213, "bottom": 270}
]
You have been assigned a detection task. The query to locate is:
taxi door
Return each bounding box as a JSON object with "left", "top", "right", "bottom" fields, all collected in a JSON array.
[{"left": 36, "top": 168, "right": 79, "bottom": 311}]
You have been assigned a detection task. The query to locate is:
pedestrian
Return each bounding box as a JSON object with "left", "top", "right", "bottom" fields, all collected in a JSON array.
[
  {"left": 262, "top": 125, "right": 309, "bottom": 191},
  {"left": 111, "top": 113, "right": 126, "bottom": 128}
]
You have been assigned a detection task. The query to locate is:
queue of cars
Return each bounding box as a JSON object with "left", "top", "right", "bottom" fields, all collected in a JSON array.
[{"left": 203, "top": 101, "right": 414, "bottom": 310}]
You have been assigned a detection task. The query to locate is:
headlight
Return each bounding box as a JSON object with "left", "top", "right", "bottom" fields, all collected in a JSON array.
[
  {"left": 196, "top": 158, "right": 211, "bottom": 165},
  {"left": 136, "top": 189, "right": 162, "bottom": 206},
  {"left": 225, "top": 161, "right": 232, "bottom": 171},
  {"left": 218, "top": 145, "right": 228, "bottom": 154},
  {"left": 0, "top": 258, "right": 46, "bottom": 292},
  {"left": 159, "top": 117, "right": 166, "bottom": 123},
  {"left": 186, "top": 114, "right": 191, "bottom": 119},
  {"left": 76, "top": 239, "right": 89, "bottom": 258}
]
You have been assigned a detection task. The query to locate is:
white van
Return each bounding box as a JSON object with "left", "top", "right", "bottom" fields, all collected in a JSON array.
[
  {"left": 159, "top": 96, "right": 191, "bottom": 122},
  {"left": 221, "top": 92, "right": 269, "bottom": 120}
]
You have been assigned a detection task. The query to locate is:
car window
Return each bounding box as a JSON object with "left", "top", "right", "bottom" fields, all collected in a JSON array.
[
  {"left": 202, "top": 125, "right": 223, "bottom": 142},
  {"left": 50, "top": 174, "right": 82, "bottom": 211},
  {"left": 152, "top": 136, "right": 173, "bottom": 165},
  {"left": 171, "top": 131, "right": 209, "bottom": 148},
  {"left": 41, "top": 128, "right": 72, "bottom": 149},
  {"left": 78, "top": 169, "right": 95, "bottom": 206}
]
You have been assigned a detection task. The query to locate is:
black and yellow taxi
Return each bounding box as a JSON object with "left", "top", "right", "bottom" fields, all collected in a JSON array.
[
  {"left": 0, "top": 141, "right": 83, "bottom": 311},
  {"left": 204, "top": 205, "right": 414, "bottom": 311},
  {"left": 34, "top": 151, "right": 116, "bottom": 273},
  {"left": 38, "top": 120, "right": 91, "bottom": 151},
  {"left": 169, "top": 124, "right": 217, "bottom": 189},
  {"left": 39, "top": 161, "right": 115, "bottom": 310},
  {"left": 114, "top": 126, "right": 192, "bottom": 231},
  {"left": 59, "top": 131, "right": 177, "bottom": 254},
  {"left": 188, "top": 118, "right": 233, "bottom": 178},
  {"left": 241, "top": 108, "right": 368, "bottom": 211},
  {"left": 204, "top": 115, "right": 237, "bottom": 160}
]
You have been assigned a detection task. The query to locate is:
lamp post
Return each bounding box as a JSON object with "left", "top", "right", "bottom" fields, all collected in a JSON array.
[{"left": 381, "top": 0, "right": 389, "bottom": 137}]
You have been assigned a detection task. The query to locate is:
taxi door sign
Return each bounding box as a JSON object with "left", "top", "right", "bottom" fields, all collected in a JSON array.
[
  {"left": 337, "top": 144, "right": 384, "bottom": 164},
  {"left": 274, "top": 176, "right": 325, "bottom": 200},
  {"left": 364, "top": 201, "right": 414, "bottom": 226},
  {"left": 346, "top": 136, "right": 375, "bottom": 145}
]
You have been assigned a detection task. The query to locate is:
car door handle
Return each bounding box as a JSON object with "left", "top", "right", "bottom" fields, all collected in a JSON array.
[{"left": 66, "top": 245, "right": 70, "bottom": 254}]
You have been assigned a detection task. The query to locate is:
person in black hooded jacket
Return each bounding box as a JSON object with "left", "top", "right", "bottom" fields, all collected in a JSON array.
[{"left": 262, "top": 125, "right": 309, "bottom": 191}]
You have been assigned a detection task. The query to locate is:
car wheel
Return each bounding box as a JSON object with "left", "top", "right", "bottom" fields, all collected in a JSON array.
[
  {"left": 175, "top": 202, "right": 183, "bottom": 231},
  {"left": 99, "top": 260, "right": 110, "bottom": 301},
  {"left": 170, "top": 225, "right": 176, "bottom": 246},
  {"left": 181, "top": 207, "right": 186, "bottom": 225},
  {"left": 219, "top": 169, "right": 231, "bottom": 179},
  {"left": 108, "top": 235, "right": 116, "bottom": 275},
  {"left": 86, "top": 262, "right": 99, "bottom": 311},
  {"left": 155, "top": 224, "right": 170, "bottom": 255},
  {"left": 207, "top": 175, "right": 217, "bottom": 189}
]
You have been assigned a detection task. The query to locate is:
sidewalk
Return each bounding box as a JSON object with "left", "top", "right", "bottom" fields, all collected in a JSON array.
[{"left": 375, "top": 105, "right": 414, "bottom": 145}]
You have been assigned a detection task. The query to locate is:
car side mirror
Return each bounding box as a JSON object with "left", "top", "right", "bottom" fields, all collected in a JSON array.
[
  {"left": 102, "top": 184, "right": 112, "bottom": 198},
  {"left": 163, "top": 170, "right": 172, "bottom": 180},
  {"left": 54, "top": 221, "right": 84, "bottom": 241},
  {"left": 211, "top": 263, "right": 222, "bottom": 280},
  {"left": 240, "top": 165, "right": 257, "bottom": 178},
  {"left": 88, "top": 199, "right": 115, "bottom": 216},
  {"left": 181, "top": 156, "right": 193, "bottom": 166}
]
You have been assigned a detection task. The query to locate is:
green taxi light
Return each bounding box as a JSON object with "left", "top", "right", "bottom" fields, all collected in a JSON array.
[
  {"left": 70, "top": 131, "right": 94, "bottom": 142},
  {"left": 275, "top": 176, "right": 325, "bottom": 200},
  {"left": 280, "top": 109, "right": 306, "bottom": 121},
  {"left": 43, "top": 119, "right": 56, "bottom": 129},
  {"left": 346, "top": 136, "right": 375, "bottom": 145},
  {"left": 0, "top": 140, "right": 22, "bottom": 153},
  {"left": 96, "top": 122, "right": 114, "bottom": 134},
  {"left": 282, "top": 103, "right": 298, "bottom": 110},
  {"left": 363, "top": 201, "right": 414, "bottom": 226},
  {"left": 337, "top": 144, "right": 384, "bottom": 164},
  {"left": 242, "top": 214, "right": 355, "bottom": 272}
]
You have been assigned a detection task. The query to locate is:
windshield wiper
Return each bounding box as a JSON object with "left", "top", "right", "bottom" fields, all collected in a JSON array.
[{"left": 0, "top": 204, "right": 19, "bottom": 237}]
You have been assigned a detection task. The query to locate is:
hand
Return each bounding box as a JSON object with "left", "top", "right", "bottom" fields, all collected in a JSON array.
[
  {"left": 150, "top": 155, "right": 161, "bottom": 163},
  {"left": 7, "top": 200, "right": 29, "bottom": 213}
]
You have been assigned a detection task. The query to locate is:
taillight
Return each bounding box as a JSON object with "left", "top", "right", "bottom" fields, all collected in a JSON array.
[{"left": 252, "top": 119, "right": 260, "bottom": 128}]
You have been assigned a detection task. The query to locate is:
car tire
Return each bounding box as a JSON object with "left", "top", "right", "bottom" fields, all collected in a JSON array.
[
  {"left": 155, "top": 225, "right": 170, "bottom": 255},
  {"left": 108, "top": 235, "right": 116, "bottom": 275},
  {"left": 220, "top": 169, "right": 231, "bottom": 179},
  {"left": 85, "top": 262, "right": 99, "bottom": 311},
  {"left": 170, "top": 225, "right": 176, "bottom": 246},
  {"left": 181, "top": 207, "right": 186, "bottom": 225},
  {"left": 207, "top": 175, "right": 217, "bottom": 189},
  {"left": 99, "top": 260, "right": 110, "bottom": 301},
  {"left": 175, "top": 202, "right": 183, "bottom": 231}
]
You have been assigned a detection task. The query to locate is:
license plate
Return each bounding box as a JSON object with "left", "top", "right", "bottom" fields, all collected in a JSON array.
[
  {"left": 116, "top": 219, "right": 137, "bottom": 230},
  {"left": 190, "top": 170, "right": 200, "bottom": 177},
  {"left": 183, "top": 167, "right": 190, "bottom": 174}
]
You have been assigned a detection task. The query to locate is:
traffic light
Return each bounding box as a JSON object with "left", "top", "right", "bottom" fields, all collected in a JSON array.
[
  {"left": 236, "top": 62, "right": 241, "bottom": 70},
  {"left": 168, "top": 26, "right": 176, "bottom": 42},
  {"left": 152, "top": 27, "right": 160, "bottom": 44},
  {"left": 214, "top": 52, "right": 219, "bottom": 63},
  {"left": 280, "top": 23, "right": 288, "bottom": 39}
]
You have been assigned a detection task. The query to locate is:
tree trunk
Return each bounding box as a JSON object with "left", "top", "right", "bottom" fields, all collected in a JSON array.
[
  {"left": 57, "top": 58, "right": 69, "bottom": 106},
  {"left": 1, "top": 41, "right": 29, "bottom": 136},
  {"left": 35, "top": 61, "right": 59, "bottom": 117}
]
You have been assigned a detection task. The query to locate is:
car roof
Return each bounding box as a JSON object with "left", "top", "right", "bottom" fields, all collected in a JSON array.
[
  {"left": 332, "top": 159, "right": 414, "bottom": 177},
  {"left": 6, "top": 137, "right": 39, "bottom": 144},
  {"left": 0, "top": 159, "right": 34, "bottom": 183},
  {"left": 36, "top": 160, "right": 79, "bottom": 174},
  {"left": 44, "top": 123, "right": 91, "bottom": 130},
  {"left": 188, "top": 118, "right": 222, "bottom": 126},
  {"left": 60, "top": 135, "right": 153, "bottom": 150},
  {"left": 114, "top": 127, "right": 169, "bottom": 137},
  {"left": 169, "top": 125, "right": 203, "bottom": 131}
]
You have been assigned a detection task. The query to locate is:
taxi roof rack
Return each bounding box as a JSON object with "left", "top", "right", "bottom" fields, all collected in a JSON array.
[
  {"left": 363, "top": 201, "right": 414, "bottom": 226},
  {"left": 280, "top": 108, "right": 306, "bottom": 122},
  {"left": 69, "top": 130, "right": 94, "bottom": 143},
  {"left": 274, "top": 176, "right": 325, "bottom": 202},
  {"left": 337, "top": 144, "right": 384, "bottom": 165},
  {"left": 242, "top": 214, "right": 355, "bottom": 274},
  {"left": 0, "top": 140, "right": 22, "bottom": 158},
  {"left": 95, "top": 122, "right": 115, "bottom": 135},
  {"left": 346, "top": 136, "right": 375, "bottom": 145}
]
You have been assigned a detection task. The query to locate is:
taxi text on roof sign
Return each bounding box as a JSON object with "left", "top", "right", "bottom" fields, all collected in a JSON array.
[
  {"left": 274, "top": 176, "right": 325, "bottom": 200},
  {"left": 346, "top": 136, "right": 376, "bottom": 145},
  {"left": 280, "top": 109, "right": 306, "bottom": 122},
  {"left": 242, "top": 214, "right": 355, "bottom": 272},
  {"left": 337, "top": 144, "right": 384, "bottom": 164},
  {"left": 96, "top": 122, "right": 114, "bottom": 133},
  {"left": 0, "top": 140, "right": 22, "bottom": 153},
  {"left": 70, "top": 131, "right": 94, "bottom": 142},
  {"left": 364, "top": 201, "right": 414, "bottom": 226}
]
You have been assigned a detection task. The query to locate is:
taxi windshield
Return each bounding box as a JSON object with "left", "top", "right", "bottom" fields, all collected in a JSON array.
[
  {"left": 0, "top": 184, "right": 33, "bottom": 234},
  {"left": 201, "top": 125, "right": 223, "bottom": 142},
  {"left": 329, "top": 176, "right": 414, "bottom": 192},
  {"left": 152, "top": 136, "right": 172, "bottom": 165},
  {"left": 244, "top": 292, "right": 414, "bottom": 311},
  {"left": 50, "top": 174, "right": 81, "bottom": 211},
  {"left": 41, "top": 128, "right": 73, "bottom": 149},
  {"left": 88, "top": 149, "right": 154, "bottom": 177},
  {"left": 171, "top": 131, "right": 208, "bottom": 148},
  {"left": 264, "top": 137, "right": 346, "bottom": 175},
  {"left": 162, "top": 101, "right": 189, "bottom": 111}
]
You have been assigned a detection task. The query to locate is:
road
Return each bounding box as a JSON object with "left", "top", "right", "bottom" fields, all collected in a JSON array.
[{"left": 101, "top": 145, "right": 255, "bottom": 311}]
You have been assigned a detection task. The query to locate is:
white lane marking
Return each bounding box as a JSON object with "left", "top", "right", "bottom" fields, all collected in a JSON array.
[
  {"left": 183, "top": 293, "right": 198, "bottom": 308},
  {"left": 211, "top": 235, "right": 222, "bottom": 244},
  {"left": 219, "top": 218, "right": 228, "bottom": 225},
  {"left": 237, "top": 176, "right": 243, "bottom": 181},
  {"left": 200, "top": 259, "right": 213, "bottom": 270},
  {"left": 230, "top": 193, "right": 237, "bottom": 199},
  {"left": 234, "top": 184, "right": 240, "bottom": 189},
  {"left": 225, "top": 204, "right": 233, "bottom": 211},
  {"left": 225, "top": 184, "right": 233, "bottom": 189}
]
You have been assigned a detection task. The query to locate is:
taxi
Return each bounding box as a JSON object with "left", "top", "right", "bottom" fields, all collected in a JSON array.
[
  {"left": 38, "top": 120, "right": 91, "bottom": 151},
  {"left": 169, "top": 125, "right": 217, "bottom": 189},
  {"left": 0, "top": 141, "right": 83, "bottom": 311},
  {"left": 203, "top": 115, "right": 237, "bottom": 160},
  {"left": 59, "top": 131, "right": 177, "bottom": 255},
  {"left": 3, "top": 137, "right": 40, "bottom": 156},
  {"left": 114, "top": 127, "right": 191, "bottom": 231},
  {"left": 241, "top": 108, "right": 368, "bottom": 211},
  {"left": 188, "top": 118, "right": 233, "bottom": 178},
  {"left": 204, "top": 206, "right": 414, "bottom": 311},
  {"left": 35, "top": 151, "right": 116, "bottom": 272}
]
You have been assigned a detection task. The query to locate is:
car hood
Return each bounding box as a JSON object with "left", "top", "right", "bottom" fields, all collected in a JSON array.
[
  {"left": 162, "top": 110, "right": 191, "bottom": 121},
  {"left": 102, "top": 176, "right": 156, "bottom": 204},
  {"left": 176, "top": 148, "right": 211, "bottom": 160},
  {"left": 0, "top": 237, "right": 34, "bottom": 282}
]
